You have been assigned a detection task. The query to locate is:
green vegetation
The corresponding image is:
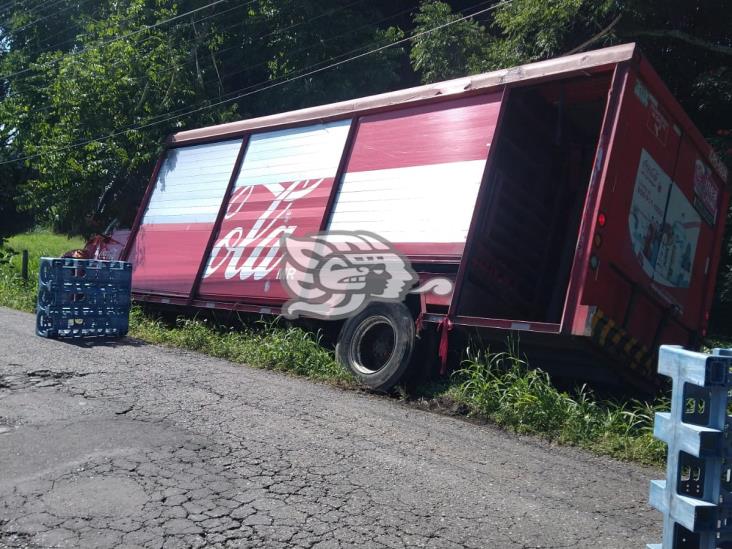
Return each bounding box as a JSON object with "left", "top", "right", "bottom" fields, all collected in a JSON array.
[
  {"left": 0, "top": 229, "right": 84, "bottom": 311},
  {"left": 130, "top": 310, "right": 668, "bottom": 465},
  {"left": 0, "top": 1, "right": 725, "bottom": 471},
  {"left": 127, "top": 305, "right": 668, "bottom": 465},
  {"left": 0, "top": 230, "right": 351, "bottom": 384},
  {"left": 0, "top": 0, "right": 407, "bottom": 236},
  {"left": 1, "top": 230, "right": 668, "bottom": 466},
  {"left": 445, "top": 343, "right": 666, "bottom": 465},
  {"left": 129, "top": 309, "right": 354, "bottom": 385},
  {"left": 1, "top": 1, "right": 728, "bottom": 245}
]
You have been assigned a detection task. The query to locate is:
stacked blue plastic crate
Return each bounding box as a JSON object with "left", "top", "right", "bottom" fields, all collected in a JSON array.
[
  {"left": 648, "top": 345, "right": 732, "bottom": 549},
  {"left": 36, "top": 257, "right": 132, "bottom": 338}
]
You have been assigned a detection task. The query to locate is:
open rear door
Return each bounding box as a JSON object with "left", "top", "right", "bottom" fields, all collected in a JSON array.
[{"left": 570, "top": 61, "right": 729, "bottom": 371}]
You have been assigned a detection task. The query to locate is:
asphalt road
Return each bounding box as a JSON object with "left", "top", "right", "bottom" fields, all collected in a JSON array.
[{"left": 0, "top": 307, "right": 660, "bottom": 548}]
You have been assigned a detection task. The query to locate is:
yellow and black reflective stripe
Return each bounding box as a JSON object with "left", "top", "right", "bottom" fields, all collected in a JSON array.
[{"left": 590, "top": 309, "right": 657, "bottom": 381}]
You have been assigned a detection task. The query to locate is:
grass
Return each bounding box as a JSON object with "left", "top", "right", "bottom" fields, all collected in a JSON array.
[
  {"left": 0, "top": 229, "right": 84, "bottom": 311},
  {"left": 442, "top": 341, "right": 667, "bottom": 465},
  {"left": 129, "top": 309, "right": 354, "bottom": 385},
  {"left": 1, "top": 229, "right": 670, "bottom": 466},
  {"left": 703, "top": 335, "right": 732, "bottom": 353}
]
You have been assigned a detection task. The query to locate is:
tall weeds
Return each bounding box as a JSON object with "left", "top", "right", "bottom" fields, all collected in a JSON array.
[{"left": 448, "top": 341, "right": 667, "bottom": 465}]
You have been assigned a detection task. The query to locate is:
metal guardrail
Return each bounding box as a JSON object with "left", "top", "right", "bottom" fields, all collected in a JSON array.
[
  {"left": 648, "top": 345, "right": 732, "bottom": 549},
  {"left": 36, "top": 257, "right": 132, "bottom": 338}
]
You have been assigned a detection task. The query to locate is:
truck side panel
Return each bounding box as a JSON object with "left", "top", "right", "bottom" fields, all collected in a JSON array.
[
  {"left": 197, "top": 120, "right": 352, "bottom": 301},
  {"left": 194, "top": 94, "right": 504, "bottom": 304},
  {"left": 127, "top": 139, "right": 244, "bottom": 295},
  {"left": 327, "top": 93, "right": 503, "bottom": 259}
]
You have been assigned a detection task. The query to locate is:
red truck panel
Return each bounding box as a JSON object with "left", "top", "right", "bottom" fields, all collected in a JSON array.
[
  {"left": 580, "top": 69, "right": 728, "bottom": 349},
  {"left": 115, "top": 44, "right": 728, "bottom": 388},
  {"left": 198, "top": 94, "right": 503, "bottom": 303},
  {"left": 198, "top": 120, "right": 352, "bottom": 302},
  {"left": 327, "top": 93, "right": 503, "bottom": 258},
  {"left": 127, "top": 139, "right": 245, "bottom": 295}
]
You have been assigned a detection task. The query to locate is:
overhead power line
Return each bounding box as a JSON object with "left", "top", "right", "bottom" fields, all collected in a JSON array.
[
  {"left": 0, "top": 0, "right": 512, "bottom": 167},
  {"left": 2, "top": 0, "right": 93, "bottom": 37},
  {"left": 6, "top": 0, "right": 252, "bottom": 67},
  {"left": 0, "top": 0, "right": 64, "bottom": 23},
  {"left": 0, "top": 0, "right": 231, "bottom": 80},
  {"left": 3, "top": 0, "right": 388, "bottom": 114},
  {"left": 1, "top": 1, "right": 259, "bottom": 103},
  {"left": 157, "top": 0, "right": 510, "bottom": 123}
]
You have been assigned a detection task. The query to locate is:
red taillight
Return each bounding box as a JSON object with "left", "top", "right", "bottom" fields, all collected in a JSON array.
[{"left": 598, "top": 212, "right": 607, "bottom": 227}]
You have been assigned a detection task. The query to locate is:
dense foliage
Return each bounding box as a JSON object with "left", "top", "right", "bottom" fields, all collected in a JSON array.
[
  {"left": 0, "top": 0, "right": 412, "bottom": 235},
  {"left": 409, "top": 0, "right": 730, "bottom": 161},
  {"left": 0, "top": 0, "right": 730, "bottom": 318}
]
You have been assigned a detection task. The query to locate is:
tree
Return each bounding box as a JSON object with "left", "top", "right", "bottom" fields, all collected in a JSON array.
[
  {"left": 245, "top": 0, "right": 408, "bottom": 113},
  {"left": 408, "top": 0, "right": 730, "bottom": 162},
  {"left": 0, "top": 0, "right": 407, "bottom": 234},
  {"left": 409, "top": 0, "right": 619, "bottom": 84},
  {"left": 409, "top": 0, "right": 491, "bottom": 83},
  {"left": 0, "top": 0, "right": 85, "bottom": 238},
  {"left": 1, "top": 0, "right": 222, "bottom": 233}
]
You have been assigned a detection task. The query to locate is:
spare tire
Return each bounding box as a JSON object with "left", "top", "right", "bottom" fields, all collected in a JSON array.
[{"left": 336, "top": 302, "right": 415, "bottom": 391}]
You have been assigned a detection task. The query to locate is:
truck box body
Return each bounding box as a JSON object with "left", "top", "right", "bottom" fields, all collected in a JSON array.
[{"left": 112, "top": 43, "right": 728, "bottom": 387}]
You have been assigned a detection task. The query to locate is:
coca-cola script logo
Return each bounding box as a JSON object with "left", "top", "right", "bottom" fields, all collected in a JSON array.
[
  {"left": 204, "top": 179, "right": 325, "bottom": 282},
  {"left": 202, "top": 179, "right": 452, "bottom": 318},
  {"left": 280, "top": 231, "right": 453, "bottom": 320}
]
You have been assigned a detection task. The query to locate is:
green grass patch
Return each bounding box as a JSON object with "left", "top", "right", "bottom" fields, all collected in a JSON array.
[
  {"left": 129, "top": 308, "right": 354, "bottom": 386},
  {"left": 129, "top": 304, "right": 668, "bottom": 465},
  {"left": 443, "top": 342, "right": 667, "bottom": 465},
  {"left": 0, "top": 229, "right": 84, "bottom": 311},
  {"left": 704, "top": 336, "right": 732, "bottom": 352}
]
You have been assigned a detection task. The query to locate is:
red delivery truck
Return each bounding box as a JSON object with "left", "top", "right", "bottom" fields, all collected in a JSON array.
[{"left": 91, "top": 43, "right": 728, "bottom": 392}]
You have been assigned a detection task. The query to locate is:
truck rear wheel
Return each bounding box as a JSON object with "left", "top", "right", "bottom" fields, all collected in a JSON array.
[{"left": 336, "top": 302, "right": 415, "bottom": 392}]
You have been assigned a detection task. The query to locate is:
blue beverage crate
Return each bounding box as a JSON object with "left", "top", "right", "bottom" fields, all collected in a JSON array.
[
  {"left": 647, "top": 346, "right": 732, "bottom": 548},
  {"left": 37, "top": 283, "right": 131, "bottom": 308},
  {"left": 38, "top": 257, "right": 132, "bottom": 288},
  {"left": 36, "top": 257, "right": 132, "bottom": 339},
  {"left": 36, "top": 307, "right": 129, "bottom": 338}
]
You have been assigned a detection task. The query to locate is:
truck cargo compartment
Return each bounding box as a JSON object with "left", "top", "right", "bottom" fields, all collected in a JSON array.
[{"left": 457, "top": 75, "right": 610, "bottom": 323}]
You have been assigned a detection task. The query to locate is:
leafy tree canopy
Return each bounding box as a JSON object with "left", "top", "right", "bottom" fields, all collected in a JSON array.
[
  {"left": 0, "top": 0, "right": 729, "bottom": 243},
  {"left": 0, "top": 0, "right": 409, "bottom": 234},
  {"left": 410, "top": 0, "right": 730, "bottom": 159}
]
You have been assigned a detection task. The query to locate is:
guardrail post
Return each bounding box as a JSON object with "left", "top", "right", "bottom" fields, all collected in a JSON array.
[{"left": 648, "top": 345, "right": 732, "bottom": 548}]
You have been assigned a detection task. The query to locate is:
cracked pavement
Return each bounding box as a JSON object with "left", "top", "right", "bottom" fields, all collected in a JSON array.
[{"left": 0, "top": 307, "right": 660, "bottom": 548}]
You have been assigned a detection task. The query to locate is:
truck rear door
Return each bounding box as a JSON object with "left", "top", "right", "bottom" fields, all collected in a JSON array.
[{"left": 578, "top": 64, "right": 728, "bottom": 356}]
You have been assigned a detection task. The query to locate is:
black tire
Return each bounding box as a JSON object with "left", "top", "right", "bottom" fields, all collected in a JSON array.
[{"left": 336, "top": 302, "right": 415, "bottom": 391}]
